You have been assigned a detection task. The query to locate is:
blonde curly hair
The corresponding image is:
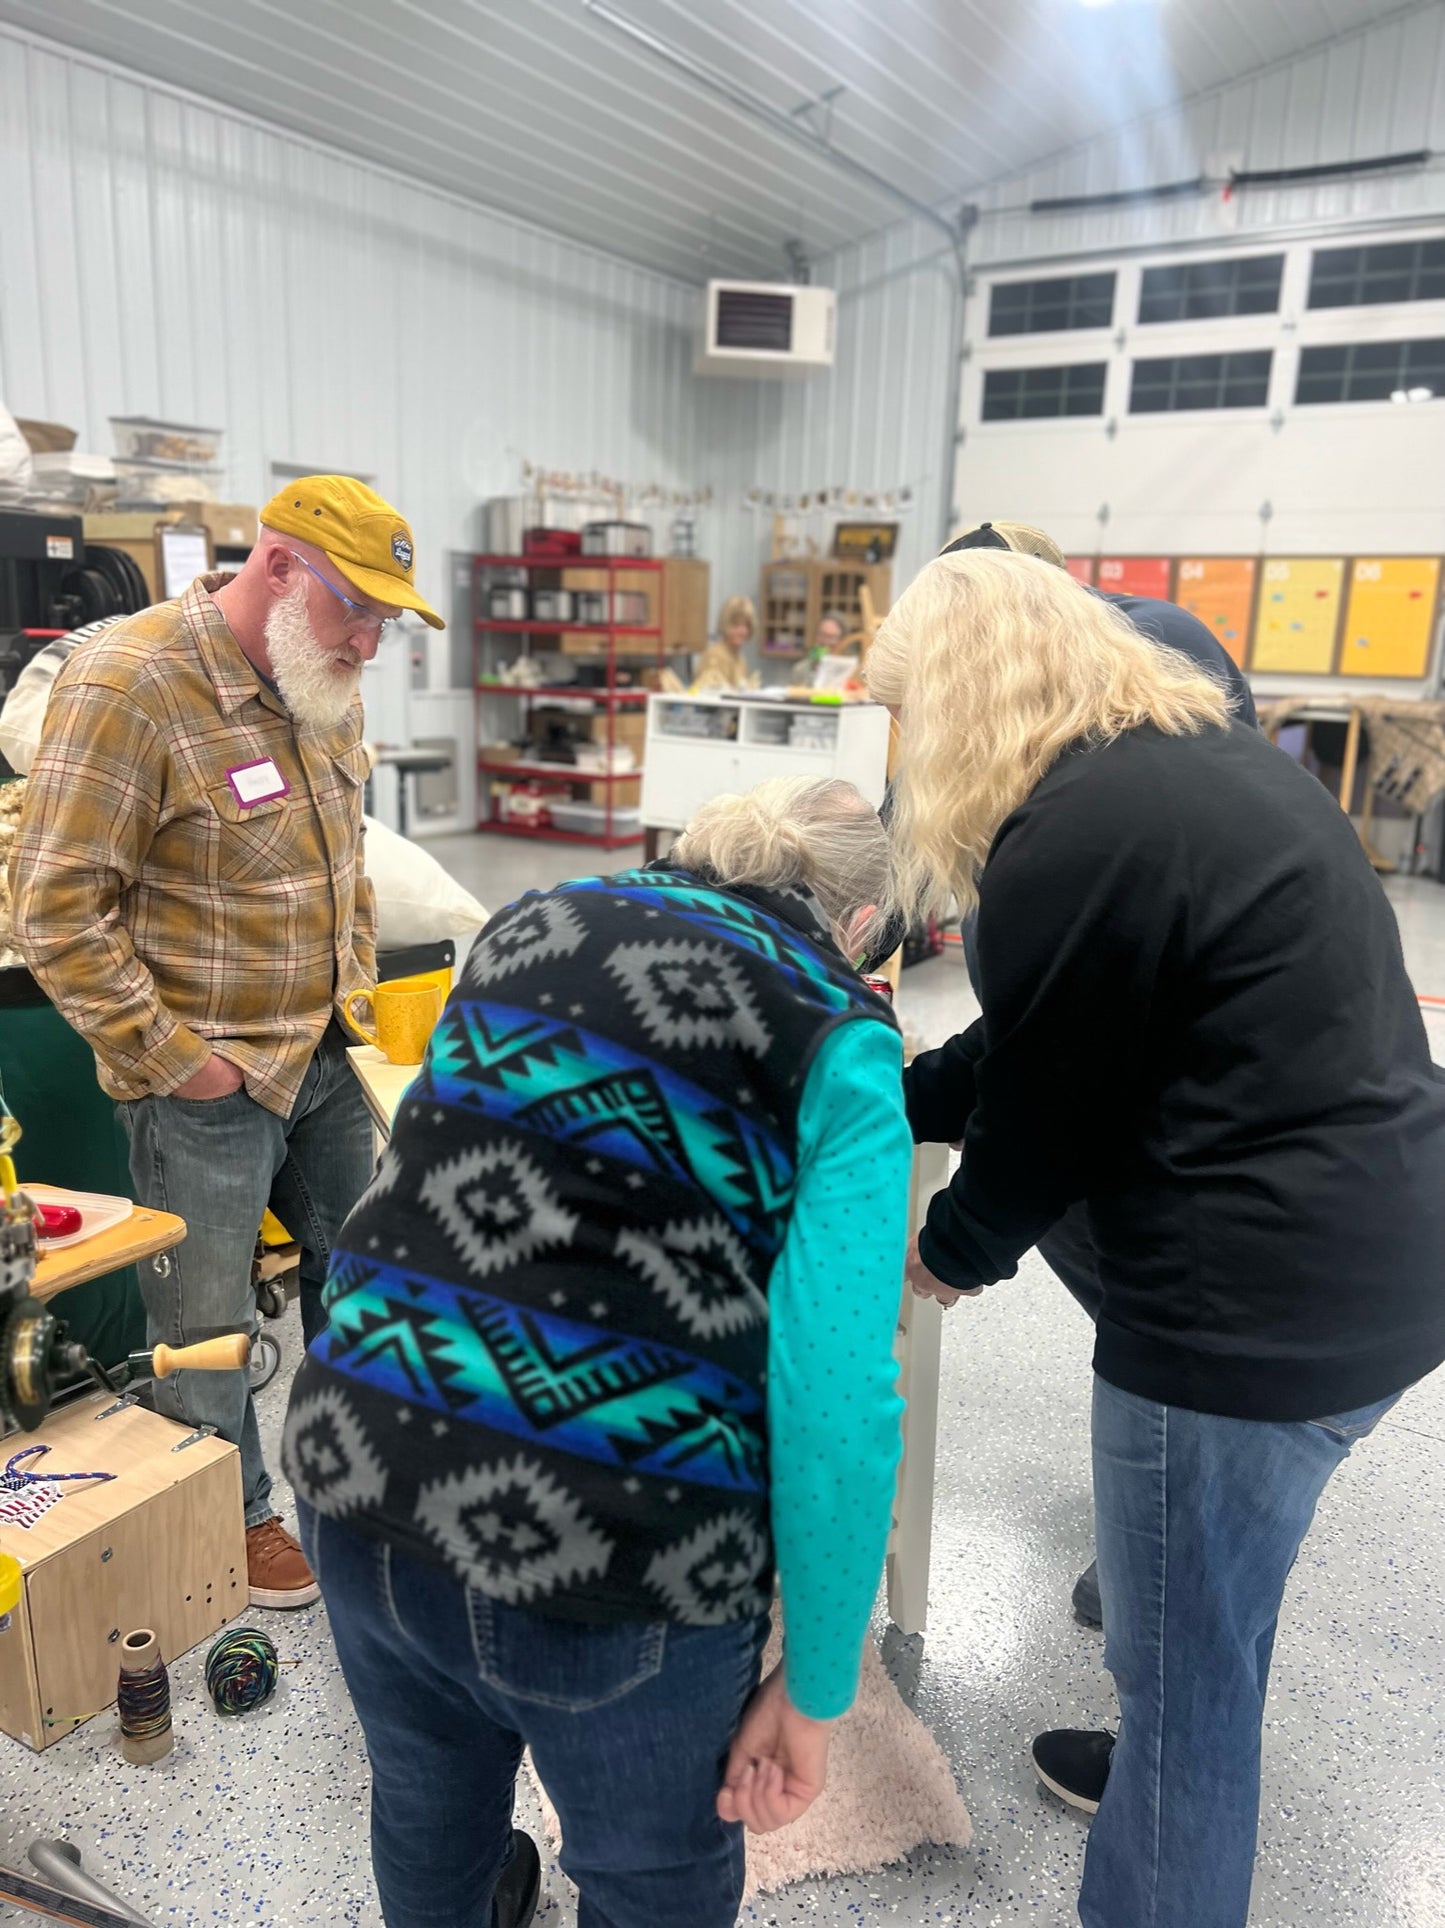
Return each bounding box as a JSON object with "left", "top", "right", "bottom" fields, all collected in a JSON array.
[{"left": 867, "top": 548, "right": 1231, "bottom": 918}]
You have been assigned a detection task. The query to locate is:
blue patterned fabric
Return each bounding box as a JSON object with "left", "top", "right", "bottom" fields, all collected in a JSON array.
[{"left": 284, "top": 867, "right": 897, "bottom": 1626}]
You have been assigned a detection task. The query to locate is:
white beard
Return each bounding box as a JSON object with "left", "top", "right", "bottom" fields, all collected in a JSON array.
[{"left": 264, "top": 580, "right": 363, "bottom": 729}]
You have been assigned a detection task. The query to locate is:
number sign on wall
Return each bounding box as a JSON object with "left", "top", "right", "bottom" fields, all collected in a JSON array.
[
  {"left": 1097, "top": 557, "right": 1173, "bottom": 600},
  {"left": 1175, "top": 558, "right": 1257, "bottom": 668},
  {"left": 1249, "top": 559, "right": 1346, "bottom": 674},
  {"left": 1338, "top": 558, "right": 1442, "bottom": 681}
]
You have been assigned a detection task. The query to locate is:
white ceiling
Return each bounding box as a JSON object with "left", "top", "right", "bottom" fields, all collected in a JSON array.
[{"left": 0, "top": 0, "right": 1421, "bottom": 281}]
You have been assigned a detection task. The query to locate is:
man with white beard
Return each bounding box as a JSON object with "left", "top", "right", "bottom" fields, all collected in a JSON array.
[{"left": 11, "top": 477, "right": 445, "bottom": 1608}]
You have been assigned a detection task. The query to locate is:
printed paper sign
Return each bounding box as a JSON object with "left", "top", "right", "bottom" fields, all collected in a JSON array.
[
  {"left": 1250, "top": 559, "right": 1345, "bottom": 674},
  {"left": 1339, "top": 558, "right": 1441, "bottom": 681},
  {"left": 1176, "top": 558, "right": 1258, "bottom": 668},
  {"left": 1097, "top": 557, "right": 1173, "bottom": 600}
]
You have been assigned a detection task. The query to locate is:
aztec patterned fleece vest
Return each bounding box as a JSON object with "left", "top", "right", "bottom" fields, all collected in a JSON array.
[{"left": 284, "top": 866, "right": 897, "bottom": 1625}]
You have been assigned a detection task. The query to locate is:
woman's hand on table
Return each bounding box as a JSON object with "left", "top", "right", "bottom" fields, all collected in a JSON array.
[
  {"left": 905, "top": 1231, "right": 982, "bottom": 1308},
  {"left": 718, "top": 1665, "right": 833, "bottom": 1833}
]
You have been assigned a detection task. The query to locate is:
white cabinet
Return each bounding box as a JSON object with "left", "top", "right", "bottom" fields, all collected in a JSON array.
[{"left": 639, "top": 694, "right": 891, "bottom": 832}]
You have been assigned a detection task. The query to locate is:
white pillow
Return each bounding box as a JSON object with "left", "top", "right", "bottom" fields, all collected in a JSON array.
[{"left": 364, "top": 813, "right": 488, "bottom": 952}]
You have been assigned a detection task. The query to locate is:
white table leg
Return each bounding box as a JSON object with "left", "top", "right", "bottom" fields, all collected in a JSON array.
[{"left": 887, "top": 1140, "right": 950, "bottom": 1636}]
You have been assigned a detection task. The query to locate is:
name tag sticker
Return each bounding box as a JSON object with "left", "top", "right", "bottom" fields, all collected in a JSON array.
[{"left": 227, "top": 758, "right": 289, "bottom": 807}]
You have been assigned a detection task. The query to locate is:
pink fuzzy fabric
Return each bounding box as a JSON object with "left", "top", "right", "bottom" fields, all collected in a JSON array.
[{"left": 524, "top": 1617, "right": 972, "bottom": 1901}]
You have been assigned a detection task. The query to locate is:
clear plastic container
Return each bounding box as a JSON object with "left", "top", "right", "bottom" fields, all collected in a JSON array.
[
  {"left": 26, "top": 452, "right": 115, "bottom": 505},
  {"left": 114, "top": 457, "right": 223, "bottom": 507},
  {"left": 549, "top": 799, "right": 642, "bottom": 836},
  {"left": 110, "top": 416, "right": 224, "bottom": 466}
]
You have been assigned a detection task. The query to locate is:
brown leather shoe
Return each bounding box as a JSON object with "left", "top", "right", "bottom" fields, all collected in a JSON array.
[{"left": 246, "top": 1516, "right": 320, "bottom": 1609}]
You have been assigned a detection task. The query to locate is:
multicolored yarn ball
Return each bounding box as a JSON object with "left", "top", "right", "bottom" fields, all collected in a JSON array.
[{"left": 204, "top": 1627, "right": 280, "bottom": 1715}]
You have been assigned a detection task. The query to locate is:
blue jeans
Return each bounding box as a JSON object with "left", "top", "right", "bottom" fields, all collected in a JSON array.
[
  {"left": 120, "top": 1026, "right": 373, "bottom": 1526},
  {"left": 299, "top": 1504, "right": 769, "bottom": 1928},
  {"left": 1081, "top": 1376, "right": 1401, "bottom": 1928}
]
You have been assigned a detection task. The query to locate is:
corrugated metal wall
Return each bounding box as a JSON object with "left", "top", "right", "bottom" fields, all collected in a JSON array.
[
  {"left": 0, "top": 25, "right": 706, "bottom": 685},
  {"left": 972, "top": 3, "right": 1445, "bottom": 268}
]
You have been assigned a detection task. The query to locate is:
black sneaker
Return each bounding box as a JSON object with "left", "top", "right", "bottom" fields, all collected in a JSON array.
[
  {"left": 1072, "top": 1558, "right": 1103, "bottom": 1629},
  {"left": 1032, "top": 1729, "right": 1115, "bottom": 1815},
  {"left": 493, "top": 1830, "right": 541, "bottom": 1928}
]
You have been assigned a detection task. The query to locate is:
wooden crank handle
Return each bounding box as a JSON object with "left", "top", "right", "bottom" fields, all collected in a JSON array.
[{"left": 151, "top": 1335, "right": 252, "bottom": 1378}]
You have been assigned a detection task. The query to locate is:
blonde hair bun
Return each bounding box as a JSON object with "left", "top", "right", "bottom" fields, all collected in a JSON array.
[{"left": 671, "top": 776, "right": 890, "bottom": 942}]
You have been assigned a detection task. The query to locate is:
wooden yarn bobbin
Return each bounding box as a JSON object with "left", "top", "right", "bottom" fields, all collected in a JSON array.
[{"left": 117, "top": 1627, "right": 173, "bottom": 1764}]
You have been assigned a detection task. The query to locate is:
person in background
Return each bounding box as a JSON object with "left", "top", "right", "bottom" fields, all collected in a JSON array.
[
  {"left": 10, "top": 476, "right": 444, "bottom": 1609},
  {"left": 938, "top": 517, "right": 1258, "bottom": 1626},
  {"left": 283, "top": 775, "right": 912, "bottom": 1928},
  {"left": 814, "top": 610, "right": 847, "bottom": 654},
  {"left": 693, "top": 593, "right": 758, "bottom": 690},
  {"left": 870, "top": 549, "right": 1445, "bottom": 1928}
]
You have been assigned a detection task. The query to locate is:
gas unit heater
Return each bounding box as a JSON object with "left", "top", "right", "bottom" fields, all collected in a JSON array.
[{"left": 696, "top": 281, "right": 836, "bottom": 378}]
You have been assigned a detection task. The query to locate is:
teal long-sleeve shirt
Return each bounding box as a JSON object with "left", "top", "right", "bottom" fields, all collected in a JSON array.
[{"left": 766, "top": 1017, "right": 913, "bottom": 1720}]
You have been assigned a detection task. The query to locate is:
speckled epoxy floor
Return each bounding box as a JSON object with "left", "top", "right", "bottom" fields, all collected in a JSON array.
[{"left": 2, "top": 840, "right": 1443, "bottom": 1927}]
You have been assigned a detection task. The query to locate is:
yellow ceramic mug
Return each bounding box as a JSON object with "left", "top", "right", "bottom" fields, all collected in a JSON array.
[{"left": 345, "top": 975, "right": 446, "bottom": 1066}]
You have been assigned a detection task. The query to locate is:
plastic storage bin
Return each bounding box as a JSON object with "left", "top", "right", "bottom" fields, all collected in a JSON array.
[
  {"left": 581, "top": 521, "right": 652, "bottom": 558},
  {"left": 574, "top": 589, "right": 649, "bottom": 625},
  {"left": 487, "top": 585, "right": 529, "bottom": 621},
  {"left": 114, "top": 457, "right": 222, "bottom": 508},
  {"left": 531, "top": 588, "right": 576, "bottom": 623},
  {"left": 549, "top": 799, "right": 642, "bottom": 836},
  {"left": 110, "top": 417, "right": 224, "bottom": 466}
]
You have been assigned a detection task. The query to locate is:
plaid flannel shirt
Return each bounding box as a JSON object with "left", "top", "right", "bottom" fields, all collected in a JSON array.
[{"left": 10, "top": 575, "right": 376, "bottom": 1116}]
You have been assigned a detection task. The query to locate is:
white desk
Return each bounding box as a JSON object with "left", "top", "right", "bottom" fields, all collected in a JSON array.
[{"left": 348, "top": 1046, "right": 943, "bottom": 1639}]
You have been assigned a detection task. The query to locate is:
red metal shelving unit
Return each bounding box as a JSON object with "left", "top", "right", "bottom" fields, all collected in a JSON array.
[{"left": 473, "top": 553, "right": 666, "bottom": 850}]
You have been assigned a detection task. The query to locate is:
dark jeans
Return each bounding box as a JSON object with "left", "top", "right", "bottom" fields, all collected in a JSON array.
[
  {"left": 119, "top": 1026, "right": 373, "bottom": 1525},
  {"left": 299, "top": 1504, "right": 770, "bottom": 1928},
  {"left": 1084, "top": 1378, "right": 1401, "bottom": 1928}
]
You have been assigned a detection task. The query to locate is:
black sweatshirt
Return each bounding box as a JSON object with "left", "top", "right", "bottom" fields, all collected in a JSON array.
[{"left": 905, "top": 720, "right": 1445, "bottom": 1421}]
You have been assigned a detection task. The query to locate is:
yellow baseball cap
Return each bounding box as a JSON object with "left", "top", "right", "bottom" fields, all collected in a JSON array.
[{"left": 260, "top": 475, "right": 445, "bottom": 629}]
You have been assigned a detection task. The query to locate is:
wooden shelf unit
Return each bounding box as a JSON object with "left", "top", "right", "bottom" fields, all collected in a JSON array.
[
  {"left": 472, "top": 553, "right": 666, "bottom": 849},
  {"left": 759, "top": 558, "right": 892, "bottom": 657}
]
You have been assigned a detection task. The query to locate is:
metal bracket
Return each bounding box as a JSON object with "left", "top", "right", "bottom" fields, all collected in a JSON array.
[
  {"left": 171, "top": 1423, "right": 217, "bottom": 1453},
  {"left": 95, "top": 1393, "right": 139, "bottom": 1421}
]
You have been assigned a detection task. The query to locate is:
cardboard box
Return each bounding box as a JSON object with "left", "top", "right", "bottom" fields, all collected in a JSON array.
[
  {"left": 15, "top": 420, "right": 77, "bottom": 455},
  {"left": 659, "top": 558, "right": 710, "bottom": 652},
  {"left": 0, "top": 1392, "right": 245, "bottom": 1750},
  {"left": 586, "top": 711, "right": 646, "bottom": 752},
  {"left": 579, "top": 778, "right": 642, "bottom": 808},
  {"left": 83, "top": 511, "right": 225, "bottom": 603},
  {"left": 83, "top": 512, "right": 169, "bottom": 602},
  {"left": 186, "top": 502, "right": 257, "bottom": 552}
]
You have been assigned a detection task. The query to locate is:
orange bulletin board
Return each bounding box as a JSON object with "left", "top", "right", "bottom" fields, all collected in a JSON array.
[
  {"left": 1175, "top": 558, "right": 1256, "bottom": 667},
  {"left": 1098, "top": 557, "right": 1172, "bottom": 599},
  {"left": 1250, "top": 559, "right": 1345, "bottom": 674},
  {"left": 1065, "top": 557, "right": 1096, "bottom": 586},
  {"left": 1337, "top": 558, "right": 1442, "bottom": 680}
]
